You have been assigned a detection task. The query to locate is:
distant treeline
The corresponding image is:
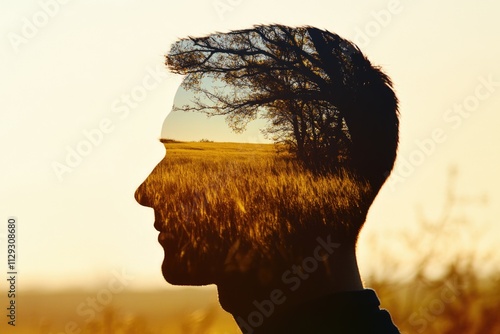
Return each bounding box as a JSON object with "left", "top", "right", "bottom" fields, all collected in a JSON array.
[{"left": 160, "top": 138, "right": 214, "bottom": 143}]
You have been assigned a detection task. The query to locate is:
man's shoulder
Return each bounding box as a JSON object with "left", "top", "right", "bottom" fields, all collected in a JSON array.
[{"left": 261, "top": 289, "right": 401, "bottom": 333}]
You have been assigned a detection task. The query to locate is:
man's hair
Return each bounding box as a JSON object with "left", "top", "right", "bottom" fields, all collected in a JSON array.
[{"left": 164, "top": 24, "right": 399, "bottom": 255}]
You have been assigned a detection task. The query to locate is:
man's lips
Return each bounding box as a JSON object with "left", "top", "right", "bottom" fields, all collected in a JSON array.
[
  {"left": 154, "top": 217, "right": 173, "bottom": 244},
  {"left": 154, "top": 220, "right": 163, "bottom": 232},
  {"left": 154, "top": 211, "right": 164, "bottom": 232}
]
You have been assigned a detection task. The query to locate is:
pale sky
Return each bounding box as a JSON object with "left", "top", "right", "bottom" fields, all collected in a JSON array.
[
  {"left": 162, "top": 83, "right": 274, "bottom": 143},
  {"left": 1, "top": 0, "right": 499, "bottom": 291}
]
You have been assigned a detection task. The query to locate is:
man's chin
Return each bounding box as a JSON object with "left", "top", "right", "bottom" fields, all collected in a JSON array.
[{"left": 161, "top": 258, "right": 215, "bottom": 286}]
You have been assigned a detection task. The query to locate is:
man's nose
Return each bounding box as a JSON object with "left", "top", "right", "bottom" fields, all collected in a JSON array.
[
  {"left": 135, "top": 153, "right": 165, "bottom": 207},
  {"left": 134, "top": 180, "right": 152, "bottom": 208}
]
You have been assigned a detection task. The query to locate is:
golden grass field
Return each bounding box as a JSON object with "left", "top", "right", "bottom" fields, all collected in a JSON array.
[
  {"left": 135, "top": 141, "right": 370, "bottom": 267},
  {"left": 5, "top": 141, "right": 498, "bottom": 333},
  {"left": 8, "top": 272, "right": 500, "bottom": 334}
]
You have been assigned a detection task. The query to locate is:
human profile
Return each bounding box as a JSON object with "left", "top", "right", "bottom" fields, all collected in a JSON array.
[{"left": 135, "top": 24, "right": 401, "bottom": 333}]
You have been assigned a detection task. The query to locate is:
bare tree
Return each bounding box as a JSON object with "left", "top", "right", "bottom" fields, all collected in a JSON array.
[{"left": 166, "top": 24, "right": 398, "bottom": 188}]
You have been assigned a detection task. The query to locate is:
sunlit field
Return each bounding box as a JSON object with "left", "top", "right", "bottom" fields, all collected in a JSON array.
[
  {"left": 135, "top": 140, "right": 370, "bottom": 266},
  {"left": 9, "top": 142, "right": 499, "bottom": 334},
  {"left": 11, "top": 271, "right": 500, "bottom": 334},
  {"left": 12, "top": 288, "right": 239, "bottom": 334}
]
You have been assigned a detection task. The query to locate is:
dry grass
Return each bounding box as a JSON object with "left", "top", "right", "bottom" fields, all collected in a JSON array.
[
  {"left": 366, "top": 167, "right": 500, "bottom": 333},
  {"left": 136, "top": 141, "right": 371, "bottom": 264},
  {"left": 8, "top": 271, "right": 500, "bottom": 334},
  {"left": 8, "top": 288, "right": 239, "bottom": 334},
  {"left": 7, "top": 154, "right": 497, "bottom": 334}
]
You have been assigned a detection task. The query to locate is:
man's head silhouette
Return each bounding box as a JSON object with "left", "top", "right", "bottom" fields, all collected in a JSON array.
[{"left": 135, "top": 24, "right": 400, "bottom": 333}]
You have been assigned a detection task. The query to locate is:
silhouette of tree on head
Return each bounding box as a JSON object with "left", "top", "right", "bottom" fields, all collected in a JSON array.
[{"left": 166, "top": 24, "right": 399, "bottom": 191}]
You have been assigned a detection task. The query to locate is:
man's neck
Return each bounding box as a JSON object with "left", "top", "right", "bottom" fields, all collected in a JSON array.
[{"left": 218, "top": 244, "right": 364, "bottom": 333}]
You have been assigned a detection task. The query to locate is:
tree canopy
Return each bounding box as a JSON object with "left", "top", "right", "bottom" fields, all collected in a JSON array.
[{"left": 166, "top": 24, "right": 399, "bottom": 188}]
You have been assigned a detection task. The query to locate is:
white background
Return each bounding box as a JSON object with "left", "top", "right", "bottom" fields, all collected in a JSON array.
[{"left": 1, "top": 0, "right": 499, "bottom": 291}]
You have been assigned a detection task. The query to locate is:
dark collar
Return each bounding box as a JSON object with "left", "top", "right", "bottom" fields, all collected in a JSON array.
[{"left": 254, "top": 289, "right": 400, "bottom": 334}]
